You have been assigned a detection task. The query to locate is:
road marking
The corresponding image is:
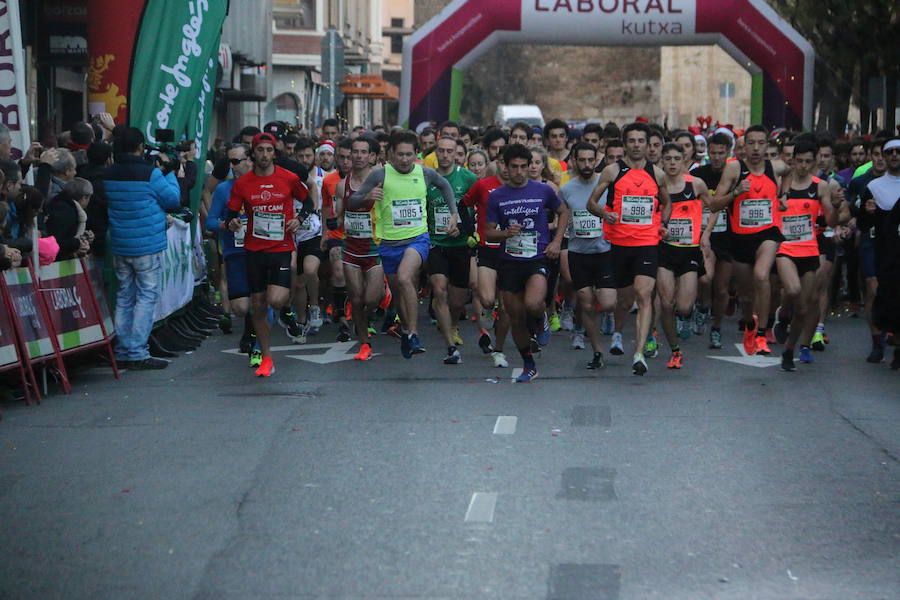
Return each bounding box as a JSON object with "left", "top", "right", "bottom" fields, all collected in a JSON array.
[
  {"left": 511, "top": 368, "right": 522, "bottom": 382},
  {"left": 464, "top": 492, "right": 497, "bottom": 522},
  {"left": 707, "top": 343, "right": 780, "bottom": 368},
  {"left": 223, "top": 342, "right": 376, "bottom": 364},
  {"left": 493, "top": 416, "right": 517, "bottom": 435}
]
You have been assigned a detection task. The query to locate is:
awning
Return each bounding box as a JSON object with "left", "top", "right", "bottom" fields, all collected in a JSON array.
[{"left": 340, "top": 74, "right": 399, "bottom": 100}]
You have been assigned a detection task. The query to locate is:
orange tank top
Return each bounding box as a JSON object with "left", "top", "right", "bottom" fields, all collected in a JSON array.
[
  {"left": 777, "top": 177, "right": 821, "bottom": 258},
  {"left": 730, "top": 160, "right": 779, "bottom": 235},
  {"left": 604, "top": 160, "right": 661, "bottom": 247},
  {"left": 665, "top": 175, "right": 703, "bottom": 247}
]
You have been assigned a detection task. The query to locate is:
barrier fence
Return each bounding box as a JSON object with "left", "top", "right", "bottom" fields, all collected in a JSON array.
[{"left": 0, "top": 257, "right": 119, "bottom": 405}]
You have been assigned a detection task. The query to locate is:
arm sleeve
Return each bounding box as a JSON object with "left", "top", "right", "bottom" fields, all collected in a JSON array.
[
  {"left": 206, "top": 183, "right": 230, "bottom": 233},
  {"left": 424, "top": 168, "right": 457, "bottom": 216},
  {"left": 348, "top": 168, "right": 386, "bottom": 210},
  {"left": 150, "top": 168, "right": 182, "bottom": 211}
]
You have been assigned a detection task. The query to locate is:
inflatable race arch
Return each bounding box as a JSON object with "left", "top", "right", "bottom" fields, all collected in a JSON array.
[{"left": 400, "top": 0, "right": 814, "bottom": 130}]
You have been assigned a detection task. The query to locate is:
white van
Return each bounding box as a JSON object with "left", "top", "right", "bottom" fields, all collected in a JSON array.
[{"left": 494, "top": 104, "right": 544, "bottom": 128}]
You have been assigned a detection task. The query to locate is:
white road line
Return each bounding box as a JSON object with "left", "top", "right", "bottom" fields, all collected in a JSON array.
[
  {"left": 464, "top": 492, "right": 497, "bottom": 523},
  {"left": 511, "top": 368, "right": 522, "bottom": 382},
  {"left": 493, "top": 416, "right": 517, "bottom": 435}
]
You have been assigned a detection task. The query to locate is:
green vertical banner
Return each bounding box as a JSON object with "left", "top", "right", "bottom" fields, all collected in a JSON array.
[{"left": 128, "top": 0, "right": 227, "bottom": 149}]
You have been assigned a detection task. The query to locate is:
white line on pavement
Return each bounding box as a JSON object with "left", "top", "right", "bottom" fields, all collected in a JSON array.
[
  {"left": 493, "top": 416, "right": 517, "bottom": 435},
  {"left": 464, "top": 492, "right": 497, "bottom": 523}
]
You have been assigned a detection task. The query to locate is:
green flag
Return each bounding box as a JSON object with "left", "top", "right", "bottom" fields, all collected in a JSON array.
[{"left": 128, "top": 0, "right": 227, "bottom": 147}]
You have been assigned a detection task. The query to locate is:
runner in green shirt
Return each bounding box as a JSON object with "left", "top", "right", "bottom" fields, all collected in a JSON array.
[{"left": 426, "top": 136, "right": 477, "bottom": 364}]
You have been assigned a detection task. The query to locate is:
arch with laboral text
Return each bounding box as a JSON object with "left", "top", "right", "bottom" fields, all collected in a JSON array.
[{"left": 399, "top": 0, "right": 814, "bottom": 130}]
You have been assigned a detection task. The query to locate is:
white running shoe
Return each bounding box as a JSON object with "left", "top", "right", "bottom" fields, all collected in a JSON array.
[
  {"left": 610, "top": 332, "right": 625, "bottom": 355},
  {"left": 560, "top": 308, "right": 575, "bottom": 331},
  {"left": 309, "top": 305, "right": 324, "bottom": 329},
  {"left": 491, "top": 351, "right": 509, "bottom": 368},
  {"left": 571, "top": 329, "right": 585, "bottom": 350}
]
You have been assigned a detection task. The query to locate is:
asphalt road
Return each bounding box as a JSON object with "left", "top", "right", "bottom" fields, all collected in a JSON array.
[{"left": 0, "top": 309, "right": 898, "bottom": 599}]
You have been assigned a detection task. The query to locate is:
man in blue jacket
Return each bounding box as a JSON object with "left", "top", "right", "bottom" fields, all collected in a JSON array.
[{"left": 103, "top": 127, "right": 181, "bottom": 369}]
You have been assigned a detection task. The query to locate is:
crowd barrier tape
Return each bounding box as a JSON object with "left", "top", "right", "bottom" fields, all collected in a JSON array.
[{"left": 0, "top": 257, "right": 120, "bottom": 405}]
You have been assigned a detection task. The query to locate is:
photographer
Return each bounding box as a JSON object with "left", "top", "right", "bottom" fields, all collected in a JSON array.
[{"left": 103, "top": 127, "right": 181, "bottom": 370}]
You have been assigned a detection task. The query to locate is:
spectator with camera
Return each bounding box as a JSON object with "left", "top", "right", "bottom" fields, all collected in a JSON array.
[{"left": 103, "top": 127, "right": 181, "bottom": 370}]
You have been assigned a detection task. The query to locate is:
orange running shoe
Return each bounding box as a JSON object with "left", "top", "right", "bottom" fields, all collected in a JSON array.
[
  {"left": 354, "top": 343, "right": 373, "bottom": 361},
  {"left": 666, "top": 350, "right": 683, "bottom": 369},
  {"left": 255, "top": 356, "right": 275, "bottom": 377},
  {"left": 755, "top": 335, "right": 771, "bottom": 355},
  {"left": 742, "top": 327, "right": 756, "bottom": 355}
]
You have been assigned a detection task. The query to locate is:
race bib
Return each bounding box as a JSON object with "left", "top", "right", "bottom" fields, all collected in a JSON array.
[
  {"left": 572, "top": 210, "right": 602, "bottom": 238},
  {"left": 433, "top": 205, "right": 451, "bottom": 234},
  {"left": 621, "top": 195, "right": 654, "bottom": 225},
  {"left": 781, "top": 214, "right": 813, "bottom": 243},
  {"left": 667, "top": 218, "right": 693, "bottom": 245},
  {"left": 506, "top": 230, "right": 538, "bottom": 258},
  {"left": 252, "top": 210, "right": 285, "bottom": 241},
  {"left": 739, "top": 198, "right": 773, "bottom": 228},
  {"left": 391, "top": 198, "right": 423, "bottom": 228},
  {"left": 345, "top": 211, "right": 373, "bottom": 238},
  {"left": 702, "top": 206, "right": 727, "bottom": 233},
  {"left": 233, "top": 215, "right": 248, "bottom": 248}
]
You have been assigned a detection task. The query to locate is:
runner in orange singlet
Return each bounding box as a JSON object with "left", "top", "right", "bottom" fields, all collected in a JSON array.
[{"left": 709, "top": 125, "right": 791, "bottom": 357}]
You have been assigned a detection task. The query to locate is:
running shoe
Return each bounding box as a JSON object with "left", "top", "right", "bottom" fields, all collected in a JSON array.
[
  {"left": 451, "top": 327, "right": 464, "bottom": 347},
  {"left": 536, "top": 314, "right": 551, "bottom": 346},
  {"left": 249, "top": 348, "right": 262, "bottom": 368},
  {"left": 380, "top": 310, "right": 398, "bottom": 333},
  {"left": 491, "top": 351, "right": 509, "bottom": 368},
  {"left": 279, "top": 309, "right": 304, "bottom": 343},
  {"left": 811, "top": 331, "right": 826, "bottom": 352},
  {"left": 443, "top": 347, "right": 462, "bottom": 365},
  {"left": 337, "top": 323, "right": 352, "bottom": 342},
  {"left": 529, "top": 335, "right": 542, "bottom": 354},
  {"left": 610, "top": 332, "right": 625, "bottom": 355},
  {"left": 666, "top": 350, "right": 683, "bottom": 369},
  {"left": 309, "top": 306, "right": 323, "bottom": 335},
  {"left": 781, "top": 349, "right": 796, "bottom": 371},
  {"left": 219, "top": 313, "right": 233, "bottom": 334},
  {"left": 239, "top": 332, "right": 257, "bottom": 355},
  {"left": 354, "top": 343, "right": 373, "bottom": 361},
  {"left": 478, "top": 329, "right": 494, "bottom": 354},
  {"left": 601, "top": 312, "right": 615, "bottom": 335},
  {"left": 560, "top": 308, "right": 575, "bottom": 331},
  {"left": 798, "top": 346, "right": 814, "bottom": 363},
  {"left": 400, "top": 333, "right": 412, "bottom": 359},
  {"left": 409, "top": 333, "right": 426, "bottom": 355},
  {"left": 643, "top": 332, "right": 658, "bottom": 358},
  {"left": 755, "top": 335, "right": 771, "bottom": 355},
  {"left": 515, "top": 365, "right": 538, "bottom": 383},
  {"left": 866, "top": 346, "right": 884, "bottom": 363},
  {"left": 677, "top": 316, "right": 691, "bottom": 340},
  {"left": 587, "top": 351, "right": 604, "bottom": 370},
  {"left": 691, "top": 306, "right": 709, "bottom": 336},
  {"left": 632, "top": 353, "right": 648, "bottom": 376},
  {"left": 742, "top": 327, "right": 757, "bottom": 355},
  {"left": 549, "top": 312, "right": 561, "bottom": 332},
  {"left": 709, "top": 328, "right": 722, "bottom": 349},
  {"left": 255, "top": 356, "right": 275, "bottom": 377},
  {"left": 386, "top": 322, "right": 402, "bottom": 339},
  {"left": 571, "top": 329, "right": 585, "bottom": 350},
  {"left": 773, "top": 306, "right": 790, "bottom": 345}
]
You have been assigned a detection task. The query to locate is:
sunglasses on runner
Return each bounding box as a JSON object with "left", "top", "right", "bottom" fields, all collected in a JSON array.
[
  {"left": 883, "top": 148, "right": 900, "bottom": 156},
  {"left": 229, "top": 157, "right": 247, "bottom": 165}
]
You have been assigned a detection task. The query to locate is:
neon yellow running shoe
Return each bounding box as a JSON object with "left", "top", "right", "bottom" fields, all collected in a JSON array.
[
  {"left": 549, "top": 312, "right": 561, "bottom": 332},
  {"left": 249, "top": 349, "right": 263, "bottom": 368}
]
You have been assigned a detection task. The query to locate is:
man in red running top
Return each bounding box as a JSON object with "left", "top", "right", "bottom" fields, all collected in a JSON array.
[
  {"left": 226, "top": 132, "right": 312, "bottom": 377},
  {"left": 709, "top": 125, "right": 790, "bottom": 356}
]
